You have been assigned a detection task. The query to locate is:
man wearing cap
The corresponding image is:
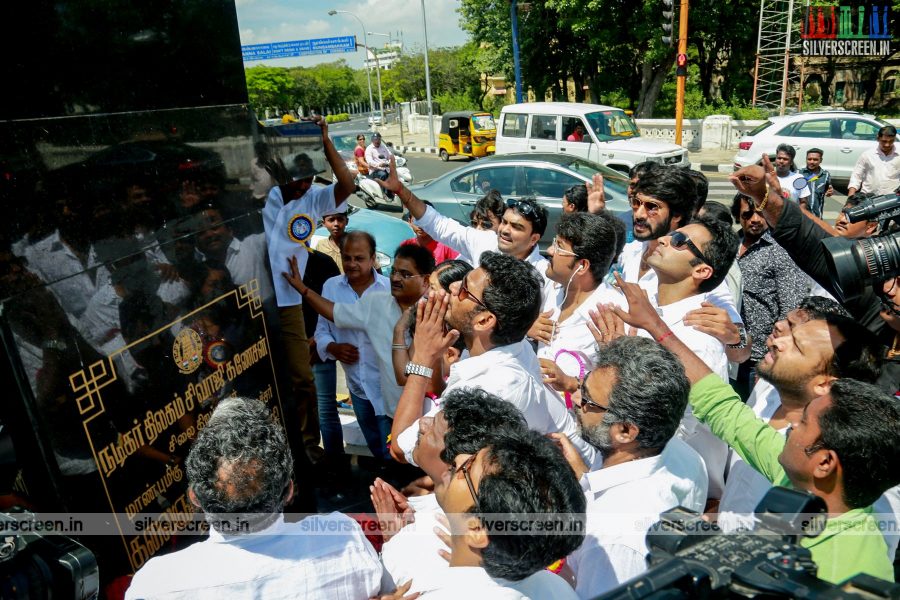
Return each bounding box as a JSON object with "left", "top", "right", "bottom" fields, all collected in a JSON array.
[
  {"left": 365, "top": 132, "right": 394, "bottom": 199},
  {"left": 262, "top": 115, "right": 356, "bottom": 464}
]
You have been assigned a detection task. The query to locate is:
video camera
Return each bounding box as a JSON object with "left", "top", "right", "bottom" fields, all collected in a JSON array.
[
  {"left": 594, "top": 487, "right": 900, "bottom": 599},
  {"left": 0, "top": 510, "right": 98, "bottom": 599},
  {"left": 823, "top": 193, "right": 900, "bottom": 302}
]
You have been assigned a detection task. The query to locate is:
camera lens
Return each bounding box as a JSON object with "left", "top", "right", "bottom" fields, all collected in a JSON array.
[{"left": 823, "top": 232, "right": 900, "bottom": 301}]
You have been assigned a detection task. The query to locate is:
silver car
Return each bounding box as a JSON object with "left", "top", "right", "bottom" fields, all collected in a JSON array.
[
  {"left": 732, "top": 110, "right": 891, "bottom": 186},
  {"left": 409, "top": 152, "right": 629, "bottom": 249}
]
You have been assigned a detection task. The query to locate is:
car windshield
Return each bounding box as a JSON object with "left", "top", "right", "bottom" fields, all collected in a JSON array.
[
  {"left": 584, "top": 110, "right": 640, "bottom": 141},
  {"left": 472, "top": 115, "right": 496, "bottom": 131},
  {"left": 332, "top": 135, "right": 362, "bottom": 153}
]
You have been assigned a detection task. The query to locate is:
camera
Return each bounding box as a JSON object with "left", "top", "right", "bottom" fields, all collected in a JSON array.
[
  {"left": 593, "top": 487, "right": 900, "bottom": 599},
  {"left": 823, "top": 193, "right": 900, "bottom": 302},
  {"left": 0, "top": 510, "right": 99, "bottom": 599}
]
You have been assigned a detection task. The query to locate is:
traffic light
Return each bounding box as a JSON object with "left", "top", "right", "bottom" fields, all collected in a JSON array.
[
  {"left": 676, "top": 53, "right": 687, "bottom": 77},
  {"left": 661, "top": 0, "right": 675, "bottom": 46}
]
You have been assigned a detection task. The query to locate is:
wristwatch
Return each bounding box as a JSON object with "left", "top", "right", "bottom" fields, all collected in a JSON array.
[
  {"left": 727, "top": 324, "right": 749, "bottom": 349},
  {"left": 404, "top": 362, "right": 434, "bottom": 378}
]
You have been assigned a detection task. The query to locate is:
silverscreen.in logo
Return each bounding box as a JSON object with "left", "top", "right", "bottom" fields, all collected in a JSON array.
[{"left": 801, "top": 4, "right": 892, "bottom": 56}]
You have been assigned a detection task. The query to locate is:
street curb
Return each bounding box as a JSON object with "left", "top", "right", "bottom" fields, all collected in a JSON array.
[
  {"left": 691, "top": 162, "right": 735, "bottom": 174},
  {"left": 396, "top": 145, "right": 438, "bottom": 155}
]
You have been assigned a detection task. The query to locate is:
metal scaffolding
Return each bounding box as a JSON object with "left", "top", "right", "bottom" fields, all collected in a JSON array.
[{"left": 752, "top": 0, "right": 796, "bottom": 114}]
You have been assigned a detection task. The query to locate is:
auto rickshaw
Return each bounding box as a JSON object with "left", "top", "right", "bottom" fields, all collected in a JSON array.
[{"left": 438, "top": 111, "right": 496, "bottom": 161}]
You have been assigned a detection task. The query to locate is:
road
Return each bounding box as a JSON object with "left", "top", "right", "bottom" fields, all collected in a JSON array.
[{"left": 351, "top": 152, "right": 847, "bottom": 223}]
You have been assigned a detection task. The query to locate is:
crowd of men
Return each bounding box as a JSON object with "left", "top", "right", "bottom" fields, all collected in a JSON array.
[{"left": 28, "top": 117, "right": 894, "bottom": 598}]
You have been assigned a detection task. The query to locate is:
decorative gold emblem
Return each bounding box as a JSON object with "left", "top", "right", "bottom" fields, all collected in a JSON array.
[{"left": 172, "top": 328, "right": 203, "bottom": 374}]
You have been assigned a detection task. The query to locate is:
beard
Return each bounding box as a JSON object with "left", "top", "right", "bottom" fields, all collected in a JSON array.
[
  {"left": 633, "top": 214, "right": 672, "bottom": 241},
  {"left": 756, "top": 359, "right": 808, "bottom": 398},
  {"left": 445, "top": 305, "right": 479, "bottom": 340},
  {"left": 576, "top": 410, "right": 615, "bottom": 458}
]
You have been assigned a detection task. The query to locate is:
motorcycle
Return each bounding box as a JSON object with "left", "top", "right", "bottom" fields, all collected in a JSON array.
[
  {"left": 356, "top": 154, "right": 413, "bottom": 208},
  {"left": 336, "top": 145, "right": 414, "bottom": 208}
]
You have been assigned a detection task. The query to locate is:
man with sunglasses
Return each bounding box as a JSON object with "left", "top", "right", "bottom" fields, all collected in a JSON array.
[
  {"left": 391, "top": 251, "right": 599, "bottom": 471},
  {"left": 553, "top": 336, "right": 707, "bottom": 598},
  {"left": 610, "top": 277, "right": 900, "bottom": 585},
  {"left": 262, "top": 117, "right": 356, "bottom": 463},
  {"left": 597, "top": 215, "right": 739, "bottom": 501},
  {"left": 283, "top": 244, "right": 434, "bottom": 421},
  {"left": 729, "top": 193, "right": 811, "bottom": 400},
  {"left": 620, "top": 167, "right": 752, "bottom": 369}
]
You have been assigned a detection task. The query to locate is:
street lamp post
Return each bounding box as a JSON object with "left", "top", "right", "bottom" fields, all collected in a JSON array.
[
  {"left": 419, "top": 0, "right": 435, "bottom": 147},
  {"left": 367, "top": 32, "right": 391, "bottom": 128},
  {"left": 328, "top": 9, "right": 375, "bottom": 130}
]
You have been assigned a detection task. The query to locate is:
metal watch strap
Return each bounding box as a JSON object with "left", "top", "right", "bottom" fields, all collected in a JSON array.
[
  {"left": 727, "top": 324, "right": 748, "bottom": 349},
  {"left": 404, "top": 362, "right": 434, "bottom": 378}
]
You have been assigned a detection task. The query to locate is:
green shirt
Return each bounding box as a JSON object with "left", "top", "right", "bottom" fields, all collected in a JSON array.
[{"left": 689, "top": 374, "right": 894, "bottom": 584}]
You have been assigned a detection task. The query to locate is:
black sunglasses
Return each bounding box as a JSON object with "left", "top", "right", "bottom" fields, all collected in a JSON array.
[
  {"left": 505, "top": 198, "right": 539, "bottom": 217},
  {"left": 459, "top": 275, "right": 489, "bottom": 310},
  {"left": 669, "top": 231, "right": 709, "bottom": 265}
]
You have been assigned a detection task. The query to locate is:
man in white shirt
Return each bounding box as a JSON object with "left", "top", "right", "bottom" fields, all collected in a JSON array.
[
  {"left": 774, "top": 143, "right": 812, "bottom": 205},
  {"left": 262, "top": 116, "right": 355, "bottom": 462},
  {"left": 390, "top": 251, "right": 598, "bottom": 469},
  {"left": 537, "top": 212, "right": 624, "bottom": 396},
  {"left": 285, "top": 244, "right": 434, "bottom": 419},
  {"left": 620, "top": 166, "right": 752, "bottom": 368},
  {"left": 365, "top": 132, "right": 395, "bottom": 198},
  {"left": 195, "top": 206, "right": 273, "bottom": 303},
  {"left": 378, "top": 387, "right": 530, "bottom": 596},
  {"left": 125, "top": 396, "right": 384, "bottom": 600},
  {"left": 315, "top": 231, "right": 392, "bottom": 459},
  {"left": 558, "top": 337, "right": 707, "bottom": 598},
  {"left": 382, "top": 158, "right": 553, "bottom": 300},
  {"left": 429, "top": 428, "right": 584, "bottom": 600},
  {"left": 606, "top": 215, "right": 738, "bottom": 499},
  {"left": 848, "top": 124, "right": 900, "bottom": 196}
]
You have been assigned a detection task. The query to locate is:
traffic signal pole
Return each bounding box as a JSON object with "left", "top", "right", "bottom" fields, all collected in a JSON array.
[{"left": 674, "top": 0, "right": 689, "bottom": 146}]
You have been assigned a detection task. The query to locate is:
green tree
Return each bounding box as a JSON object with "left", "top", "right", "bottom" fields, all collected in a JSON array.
[{"left": 245, "top": 66, "right": 297, "bottom": 114}]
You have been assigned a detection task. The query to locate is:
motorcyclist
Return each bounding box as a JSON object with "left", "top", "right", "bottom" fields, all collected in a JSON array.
[
  {"left": 354, "top": 134, "right": 369, "bottom": 176},
  {"left": 365, "top": 132, "right": 394, "bottom": 199}
]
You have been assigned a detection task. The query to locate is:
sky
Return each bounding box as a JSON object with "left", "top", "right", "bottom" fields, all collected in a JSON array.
[{"left": 235, "top": 0, "right": 470, "bottom": 69}]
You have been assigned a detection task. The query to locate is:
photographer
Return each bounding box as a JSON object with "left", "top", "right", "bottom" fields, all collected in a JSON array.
[{"left": 731, "top": 156, "right": 899, "bottom": 393}]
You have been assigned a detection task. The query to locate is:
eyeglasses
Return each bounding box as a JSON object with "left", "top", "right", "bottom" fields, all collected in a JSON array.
[
  {"left": 669, "top": 231, "right": 709, "bottom": 265},
  {"left": 578, "top": 378, "right": 611, "bottom": 413},
  {"left": 629, "top": 197, "right": 663, "bottom": 215},
  {"left": 454, "top": 453, "right": 480, "bottom": 505},
  {"left": 458, "top": 275, "right": 489, "bottom": 310},
  {"left": 786, "top": 424, "right": 827, "bottom": 457},
  {"left": 505, "top": 198, "right": 539, "bottom": 218},
  {"left": 551, "top": 237, "right": 579, "bottom": 257},
  {"left": 739, "top": 209, "right": 759, "bottom": 221},
  {"left": 470, "top": 219, "right": 494, "bottom": 230},
  {"left": 389, "top": 270, "right": 425, "bottom": 281}
]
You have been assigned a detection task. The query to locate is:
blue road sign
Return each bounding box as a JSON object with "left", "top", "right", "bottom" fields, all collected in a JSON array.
[{"left": 242, "top": 36, "right": 357, "bottom": 62}]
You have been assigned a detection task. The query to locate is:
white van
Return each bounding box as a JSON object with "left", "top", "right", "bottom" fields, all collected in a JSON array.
[{"left": 496, "top": 102, "right": 688, "bottom": 173}]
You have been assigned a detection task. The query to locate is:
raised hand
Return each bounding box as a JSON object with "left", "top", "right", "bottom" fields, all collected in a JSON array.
[
  {"left": 370, "top": 477, "right": 415, "bottom": 542},
  {"left": 587, "top": 302, "right": 632, "bottom": 346},
  {"left": 683, "top": 302, "right": 741, "bottom": 345},
  {"left": 410, "top": 291, "right": 459, "bottom": 366},
  {"left": 281, "top": 255, "right": 308, "bottom": 295},
  {"left": 586, "top": 172, "right": 606, "bottom": 213},
  {"left": 376, "top": 153, "right": 403, "bottom": 195},
  {"left": 608, "top": 272, "right": 666, "bottom": 335}
]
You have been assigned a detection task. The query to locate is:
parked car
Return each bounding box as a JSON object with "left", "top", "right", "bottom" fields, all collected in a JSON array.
[
  {"left": 408, "top": 153, "right": 629, "bottom": 249},
  {"left": 367, "top": 113, "right": 383, "bottom": 126},
  {"left": 310, "top": 204, "right": 414, "bottom": 274},
  {"left": 732, "top": 110, "right": 891, "bottom": 186},
  {"left": 495, "top": 102, "right": 688, "bottom": 173}
]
